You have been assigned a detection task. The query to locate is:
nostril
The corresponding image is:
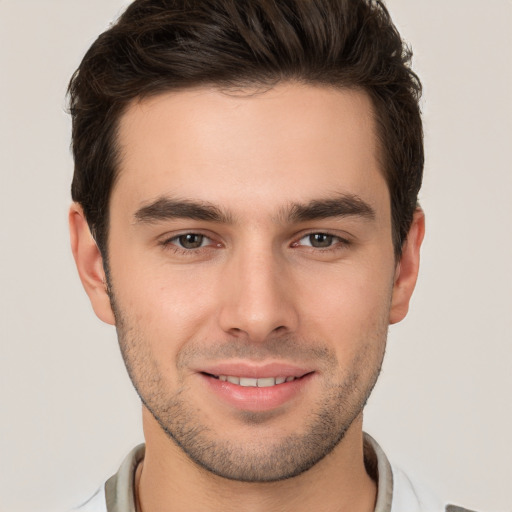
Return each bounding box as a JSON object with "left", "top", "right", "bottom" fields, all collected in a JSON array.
[{"left": 227, "top": 327, "right": 244, "bottom": 337}]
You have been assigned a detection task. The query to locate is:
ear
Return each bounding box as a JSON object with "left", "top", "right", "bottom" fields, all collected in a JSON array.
[
  {"left": 389, "top": 208, "right": 425, "bottom": 325},
  {"left": 69, "top": 203, "right": 115, "bottom": 325}
]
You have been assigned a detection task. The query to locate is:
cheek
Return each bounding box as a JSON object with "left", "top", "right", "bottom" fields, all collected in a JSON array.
[
  {"left": 297, "top": 260, "right": 394, "bottom": 348},
  {"left": 110, "top": 254, "right": 220, "bottom": 342}
]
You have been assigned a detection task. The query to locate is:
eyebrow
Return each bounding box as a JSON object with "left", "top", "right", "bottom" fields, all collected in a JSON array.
[
  {"left": 134, "top": 197, "right": 234, "bottom": 224},
  {"left": 284, "top": 194, "right": 375, "bottom": 223},
  {"left": 133, "top": 193, "right": 375, "bottom": 225}
]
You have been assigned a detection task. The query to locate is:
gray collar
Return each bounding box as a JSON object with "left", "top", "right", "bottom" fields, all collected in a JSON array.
[
  {"left": 105, "top": 443, "right": 144, "bottom": 512},
  {"left": 364, "top": 433, "right": 394, "bottom": 512}
]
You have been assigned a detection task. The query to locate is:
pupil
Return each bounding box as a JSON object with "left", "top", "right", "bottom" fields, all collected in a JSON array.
[
  {"left": 180, "top": 234, "right": 203, "bottom": 249},
  {"left": 310, "top": 233, "right": 332, "bottom": 248}
]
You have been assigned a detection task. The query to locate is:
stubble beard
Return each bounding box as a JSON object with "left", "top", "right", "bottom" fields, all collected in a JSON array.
[{"left": 108, "top": 287, "right": 388, "bottom": 483}]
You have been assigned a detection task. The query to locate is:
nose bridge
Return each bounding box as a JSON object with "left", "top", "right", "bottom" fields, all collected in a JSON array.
[{"left": 218, "top": 238, "right": 297, "bottom": 341}]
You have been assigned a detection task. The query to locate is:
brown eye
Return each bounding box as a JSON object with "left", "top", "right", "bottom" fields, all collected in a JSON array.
[
  {"left": 308, "top": 233, "right": 334, "bottom": 248},
  {"left": 177, "top": 234, "right": 205, "bottom": 249}
]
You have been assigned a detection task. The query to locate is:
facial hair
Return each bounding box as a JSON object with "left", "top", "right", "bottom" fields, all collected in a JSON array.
[{"left": 108, "top": 285, "right": 388, "bottom": 483}]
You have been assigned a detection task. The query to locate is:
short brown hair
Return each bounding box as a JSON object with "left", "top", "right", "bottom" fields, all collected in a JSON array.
[{"left": 68, "top": 0, "right": 423, "bottom": 257}]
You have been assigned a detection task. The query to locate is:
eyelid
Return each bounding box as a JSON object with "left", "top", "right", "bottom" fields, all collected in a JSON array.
[
  {"left": 159, "top": 230, "right": 222, "bottom": 252},
  {"left": 173, "top": 233, "right": 210, "bottom": 249},
  {"left": 291, "top": 231, "right": 353, "bottom": 254}
]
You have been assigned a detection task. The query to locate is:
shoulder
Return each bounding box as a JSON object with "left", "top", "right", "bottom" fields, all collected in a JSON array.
[
  {"left": 391, "top": 464, "right": 443, "bottom": 512},
  {"left": 69, "top": 485, "right": 107, "bottom": 512},
  {"left": 391, "top": 465, "right": 478, "bottom": 512},
  {"left": 365, "top": 432, "right": 478, "bottom": 512}
]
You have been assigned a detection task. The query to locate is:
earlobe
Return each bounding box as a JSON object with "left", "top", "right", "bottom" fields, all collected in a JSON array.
[
  {"left": 389, "top": 208, "right": 425, "bottom": 325},
  {"left": 69, "top": 204, "right": 116, "bottom": 325}
]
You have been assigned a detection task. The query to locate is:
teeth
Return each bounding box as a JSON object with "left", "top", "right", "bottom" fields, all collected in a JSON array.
[
  {"left": 257, "top": 377, "right": 276, "bottom": 387},
  {"left": 240, "top": 377, "right": 258, "bottom": 387},
  {"left": 216, "top": 375, "right": 297, "bottom": 387}
]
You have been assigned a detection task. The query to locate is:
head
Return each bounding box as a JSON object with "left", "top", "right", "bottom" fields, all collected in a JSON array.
[{"left": 69, "top": 0, "right": 425, "bottom": 483}]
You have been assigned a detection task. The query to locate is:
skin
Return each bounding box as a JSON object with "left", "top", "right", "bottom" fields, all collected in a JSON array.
[{"left": 70, "top": 83, "right": 424, "bottom": 512}]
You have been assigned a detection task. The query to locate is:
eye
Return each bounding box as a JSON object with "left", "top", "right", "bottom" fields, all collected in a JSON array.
[
  {"left": 170, "top": 233, "right": 211, "bottom": 249},
  {"left": 159, "top": 231, "right": 223, "bottom": 259},
  {"left": 298, "top": 233, "right": 337, "bottom": 248},
  {"left": 291, "top": 232, "right": 352, "bottom": 254}
]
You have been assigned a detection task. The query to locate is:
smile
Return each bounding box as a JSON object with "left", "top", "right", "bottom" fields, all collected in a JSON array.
[
  {"left": 212, "top": 375, "right": 297, "bottom": 387},
  {"left": 200, "top": 370, "right": 314, "bottom": 411}
]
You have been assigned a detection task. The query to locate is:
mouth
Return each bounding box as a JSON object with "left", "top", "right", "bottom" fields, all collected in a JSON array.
[{"left": 198, "top": 367, "right": 314, "bottom": 412}]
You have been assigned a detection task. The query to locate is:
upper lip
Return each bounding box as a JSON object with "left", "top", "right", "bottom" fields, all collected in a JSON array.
[{"left": 197, "top": 362, "right": 314, "bottom": 379}]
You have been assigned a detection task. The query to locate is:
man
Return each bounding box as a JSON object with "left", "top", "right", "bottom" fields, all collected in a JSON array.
[{"left": 67, "top": 1, "right": 475, "bottom": 511}]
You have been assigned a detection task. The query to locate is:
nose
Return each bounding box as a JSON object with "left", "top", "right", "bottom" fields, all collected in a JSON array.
[{"left": 217, "top": 245, "right": 299, "bottom": 342}]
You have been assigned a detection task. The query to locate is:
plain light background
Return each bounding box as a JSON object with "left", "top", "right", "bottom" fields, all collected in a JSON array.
[{"left": 0, "top": 1, "right": 511, "bottom": 511}]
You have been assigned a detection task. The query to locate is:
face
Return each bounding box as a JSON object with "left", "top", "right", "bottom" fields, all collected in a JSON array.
[{"left": 74, "top": 84, "right": 420, "bottom": 482}]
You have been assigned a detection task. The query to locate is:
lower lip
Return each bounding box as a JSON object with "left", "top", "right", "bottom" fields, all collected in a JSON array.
[{"left": 201, "top": 373, "right": 314, "bottom": 412}]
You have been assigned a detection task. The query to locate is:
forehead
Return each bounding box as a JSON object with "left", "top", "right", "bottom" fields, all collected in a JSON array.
[{"left": 113, "top": 83, "right": 388, "bottom": 219}]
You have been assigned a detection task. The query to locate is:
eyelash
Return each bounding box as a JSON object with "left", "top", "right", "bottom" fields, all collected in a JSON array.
[
  {"left": 160, "top": 231, "right": 351, "bottom": 256},
  {"left": 293, "top": 232, "right": 351, "bottom": 252},
  {"left": 160, "top": 233, "right": 219, "bottom": 255}
]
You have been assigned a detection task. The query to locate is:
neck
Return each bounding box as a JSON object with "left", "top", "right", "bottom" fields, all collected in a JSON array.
[{"left": 136, "top": 409, "right": 377, "bottom": 512}]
